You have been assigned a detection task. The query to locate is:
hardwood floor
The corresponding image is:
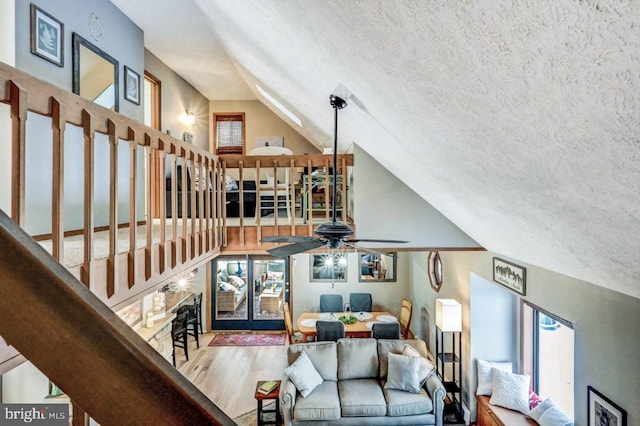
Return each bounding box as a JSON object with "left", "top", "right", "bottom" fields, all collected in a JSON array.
[{"left": 177, "top": 332, "right": 289, "bottom": 419}]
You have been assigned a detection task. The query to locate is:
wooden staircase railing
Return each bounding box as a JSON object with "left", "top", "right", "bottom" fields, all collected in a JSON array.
[{"left": 0, "top": 208, "right": 234, "bottom": 425}]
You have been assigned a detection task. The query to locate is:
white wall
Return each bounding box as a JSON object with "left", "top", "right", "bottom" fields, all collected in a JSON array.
[
  {"left": 408, "top": 250, "right": 640, "bottom": 425},
  {"left": 353, "top": 145, "right": 481, "bottom": 249},
  {"left": 1, "top": 361, "right": 48, "bottom": 403}
]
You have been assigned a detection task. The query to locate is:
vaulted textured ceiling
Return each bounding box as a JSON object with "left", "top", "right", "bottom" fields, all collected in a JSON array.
[{"left": 111, "top": 0, "right": 640, "bottom": 298}]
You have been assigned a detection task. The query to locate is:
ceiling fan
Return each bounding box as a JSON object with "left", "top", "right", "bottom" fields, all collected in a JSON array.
[{"left": 260, "top": 94, "right": 407, "bottom": 258}]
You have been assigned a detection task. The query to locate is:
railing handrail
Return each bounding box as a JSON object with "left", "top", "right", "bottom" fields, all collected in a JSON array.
[{"left": 0, "top": 208, "right": 234, "bottom": 425}]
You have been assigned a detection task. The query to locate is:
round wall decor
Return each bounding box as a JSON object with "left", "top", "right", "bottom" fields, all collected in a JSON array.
[{"left": 428, "top": 251, "right": 443, "bottom": 292}]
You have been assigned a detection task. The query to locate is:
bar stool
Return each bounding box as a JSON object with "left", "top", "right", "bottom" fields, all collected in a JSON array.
[
  {"left": 177, "top": 303, "right": 199, "bottom": 349},
  {"left": 171, "top": 311, "right": 189, "bottom": 367}
]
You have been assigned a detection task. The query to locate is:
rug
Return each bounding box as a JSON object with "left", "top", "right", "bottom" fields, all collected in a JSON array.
[{"left": 208, "top": 332, "right": 286, "bottom": 347}]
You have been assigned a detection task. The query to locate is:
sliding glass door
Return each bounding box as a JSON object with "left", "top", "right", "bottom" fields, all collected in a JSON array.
[{"left": 211, "top": 255, "right": 289, "bottom": 331}]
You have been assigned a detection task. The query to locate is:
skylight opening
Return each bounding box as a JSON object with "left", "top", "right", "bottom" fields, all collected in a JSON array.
[{"left": 256, "top": 84, "right": 302, "bottom": 127}]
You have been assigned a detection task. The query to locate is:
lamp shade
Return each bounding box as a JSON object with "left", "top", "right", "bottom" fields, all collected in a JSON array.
[{"left": 435, "top": 299, "right": 462, "bottom": 332}]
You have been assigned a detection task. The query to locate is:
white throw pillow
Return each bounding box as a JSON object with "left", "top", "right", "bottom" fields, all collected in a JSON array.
[
  {"left": 529, "top": 397, "right": 556, "bottom": 421},
  {"left": 219, "top": 282, "right": 236, "bottom": 292},
  {"left": 384, "top": 352, "right": 422, "bottom": 393},
  {"left": 476, "top": 359, "right": 513, "bottom": 396},
  {"left": 284, "top": 351, "right": 323, "bottom": 398},
  {"left": 489, "top": 368, "right": 531, "bottom": 415},
  {"left": 538, "top": 405, "right": 574, "bottom": 426},
  {"left": 228, "top": 275, "right": 245, "bottom": 288},
  {"left": 402, "top": 345, "right": 436, "bottom": 386}
]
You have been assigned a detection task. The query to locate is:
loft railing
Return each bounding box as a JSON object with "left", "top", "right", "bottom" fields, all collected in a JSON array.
[
  {"left": 219, "top": 154, "right": 354, "bottom": 252},
  {"left": 0, "top": 62, "right": 222, "bottom": 304},
  {"left": 0, "top": 209, "right": 233, "bottom": 425}
]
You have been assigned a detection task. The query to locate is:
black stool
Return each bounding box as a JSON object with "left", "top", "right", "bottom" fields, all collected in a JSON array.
[{"left": 171, "top": 311, "right": 189, "bottom": 367}]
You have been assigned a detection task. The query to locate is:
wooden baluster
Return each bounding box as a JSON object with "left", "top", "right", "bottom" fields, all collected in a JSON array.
[
  {"left": 9, "top": 81, "right": 26, "bottom": 226},
  {"left": 307, "top": 158, "right": 313, "bottom": 236},
  {"left": 215, "top": 160, "right": 221, "bottom": 248},
  {"left": 324, "top": 158, "right": 330, "bottom": 221},
  {"left": 127, "top": 129, "right": 137, "bottom": 288},
  {"left": 341, "top": 156, "right": 347, "bottom": 223},
  {"left": 290, "top": 159, "right": 295, "bottom": 234},
  {"left": 189, "top": 151, "right": 196, "bottom": 259},
  {"left": 221, "top": 161, "right": 227, "bottom": 247},
  {"left": 158, "top": 139, "right": 166, "bottom": 275},
  {"left": 204, "top": 157, "right": 211, "bottom": 252},
  {"left": 170, "top": 145, "right": 178, "bottom": 268},
  {"left": 107, "top": 119, "right": 118, "bottom": 298},
  {"left": 273, "top": 160, "right": 278, "bottom": 230},
  {"left": 51, "top": 98, "right": 65, "bottom": 263},
  {"left": 81, "top": 110, "right": 95, "bottom": 290},
  {"left": 181, "top": 148, "right": 188, "bottom": 261},
  {"left": 198, "top": 154, "right": 204, "bottom": 255},
  {"left": 144, "top": 134, "right": 153, "bottom": 280},
  {"left": 255, "top": 160, "right": 261, "bottom": 244},
  {"left": 238, "top": 160, "right": 244, "bottom": 246}
]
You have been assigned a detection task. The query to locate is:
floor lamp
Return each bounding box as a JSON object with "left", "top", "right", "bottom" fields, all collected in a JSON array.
[{"left": 435, "top": 299, "right": 463, "bottom": 423}]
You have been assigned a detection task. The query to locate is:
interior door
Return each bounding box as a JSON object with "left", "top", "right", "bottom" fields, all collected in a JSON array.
[{"left": 211, "top": 255, "right": 288, "bottom": 331}]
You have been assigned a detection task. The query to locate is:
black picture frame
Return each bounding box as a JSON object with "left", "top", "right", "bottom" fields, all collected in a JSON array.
[
  {"left": 492, "top": 257, "right": 526, "bottom": 296},
  {"left": 588, "top": 386, "right": 626, "bottom": 426},
  {"left": 124, "top": 66, "right": 141, "bottom": 105},
  {"left": 30, "top": 4, "right": 64, "bottom": 67},
  {"left": 310, "top": 254, "right": 347, "bottom": 282}
]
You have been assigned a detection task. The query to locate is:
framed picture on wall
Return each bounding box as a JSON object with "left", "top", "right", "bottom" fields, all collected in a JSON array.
[
  {"left": 124, "top": 66, "right": 141, "bottom": 105},
  {"left": 588, "top": 386, "right": 626, "bottom": 426},
  {"left": 30, "top": 4, "right": 64, "bottom": 67},
  {"left": 492, "top": 257, "right": 526, "bottom": 296}
]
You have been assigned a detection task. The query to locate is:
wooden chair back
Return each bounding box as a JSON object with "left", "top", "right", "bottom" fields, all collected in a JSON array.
[
  {"left": 283, "top": 302, "right": 294, "bottom": 344},
  {"left": 399, "top": 298, "right": 413, "bottom": 339}
]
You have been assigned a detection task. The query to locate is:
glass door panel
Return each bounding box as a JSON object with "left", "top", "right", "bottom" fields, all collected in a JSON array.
[{"left": 253, "top": 259, "right": 286, "bottom": 322}]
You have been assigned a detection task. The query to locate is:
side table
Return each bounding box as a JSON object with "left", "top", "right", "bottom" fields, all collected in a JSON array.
[{"left": 255, "top": 380, "right": 281, "bottom": 426}]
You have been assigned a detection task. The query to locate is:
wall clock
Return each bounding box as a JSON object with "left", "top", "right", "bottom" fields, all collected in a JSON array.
[{"left": 428, "top": 251, "right": 443, "bottom": 292}]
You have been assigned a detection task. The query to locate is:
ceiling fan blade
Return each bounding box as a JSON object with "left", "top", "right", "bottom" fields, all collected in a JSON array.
[
  {"left": 261, "top": 236, "right": 318, "bottom": 243},
  {"left": 342, "top": 242, "right": 397, "bottom": 258},
  {"left": 346, "top": 238, "right": 409, "bottom": 244},
  {"left": 267, "top": 239, "right": 327, "bottom": 258}
]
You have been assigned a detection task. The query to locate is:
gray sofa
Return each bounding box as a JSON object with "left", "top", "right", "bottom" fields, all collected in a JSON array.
[{"left": 279, "top": 338, "right": 446, "bottom": 426}]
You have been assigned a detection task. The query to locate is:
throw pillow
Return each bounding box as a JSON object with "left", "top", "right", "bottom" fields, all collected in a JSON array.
[
  {"left": 284, "top": 351, "right": 324, "bottom": 398},
  {"left": 529, "top": 389, "right": 544, "bottom": 410},
  {"left": 228, "top": 275, "right": 245, "bottom": 288},
  {"left": 402, "top": 344, "right": 436, "bottom": 386},
  {"left": 538, "top": 405, "right": 574, "bottom": 426},
  {"left": 476, "top": 359, "right": 513, "bottom": 396},
  {"left": 219, "top": 282, "right": 236, "bottom": 292},
  {"left": 384, "top": 352, "right": 422, "bottom": 393},
  {"left": 489, "top": 368, "right": 531, "bottom": 415},
  {"left": 528, "top": 397, "right": 556, "bottom": 421}
]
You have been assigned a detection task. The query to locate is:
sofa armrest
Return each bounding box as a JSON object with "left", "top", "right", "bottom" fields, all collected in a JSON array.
[
  {"left": 425, "top": 374, "right": 446, "bottom": 426},
  {"left": 279, "top": 377, "right": 297, "bottom": 426}
]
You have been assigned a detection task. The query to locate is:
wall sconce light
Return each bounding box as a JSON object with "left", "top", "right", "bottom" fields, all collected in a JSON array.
[{"left": 182, "top": 109, "right": 195, "bottom": 126}]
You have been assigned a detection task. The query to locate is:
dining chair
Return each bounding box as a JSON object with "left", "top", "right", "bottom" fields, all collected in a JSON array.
[
  {"left": 372, "top": 322, "right": 401, "bottom": 339},
  {"left": 316, "top": 320, "right": 345, "bottom": 342},
  {"left": 399, "top": 298, "right": 413, "bottom": 339},
  {"left": 194, "top": 292, "right": 203, "bottom": 334},
  {"left": 177, "top": 303, "right": 199, "bottom": 349},
  {"left": 283, "top": 302, "right": 305, "bottom": 344},
  {"left": 349, "top": 293, "right": 372, "bottom": 312},
  {"left": 320, "top": 294, "right": 343, "bottom": 313},
  {"left": 171, "top": 311, "right": 189, "bottom": 367},
  {"left": 248, "top": 146, "right": 293, "bottom": 222}
]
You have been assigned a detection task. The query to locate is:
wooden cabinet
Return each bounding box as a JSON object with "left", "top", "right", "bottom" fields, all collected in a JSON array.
[{"left": 476, "top": 395, "right": 537, "bottom": 426}]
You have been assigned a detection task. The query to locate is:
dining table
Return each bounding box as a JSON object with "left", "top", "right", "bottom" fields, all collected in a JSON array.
[{"left": 296, "top": 311, "right": 398, "bottom": 340}]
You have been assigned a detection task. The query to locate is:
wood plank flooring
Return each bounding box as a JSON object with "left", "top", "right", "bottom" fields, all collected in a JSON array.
[{"left": 177, "top": 332, "right": 288, "bottom": 419}]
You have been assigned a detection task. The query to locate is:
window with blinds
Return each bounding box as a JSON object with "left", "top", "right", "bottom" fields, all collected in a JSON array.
[{"left": 215, "top": 113, "right": 245, "bottom": 154}]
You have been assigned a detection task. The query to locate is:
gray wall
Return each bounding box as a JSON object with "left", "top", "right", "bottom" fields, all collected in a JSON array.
[
  {"left": 145, "top": 50, "right": 209, "bottom": 152},
  {"left": 408, "top": 250, "right": 640, "bottom": 425},
  {"left": 353, "top": 144, "right": 481, "bottom": 249},
  {"left": 15, "top": 0, "right": 144, "bottom": 121}
]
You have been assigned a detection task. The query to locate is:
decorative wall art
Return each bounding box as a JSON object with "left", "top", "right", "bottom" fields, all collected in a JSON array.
[
  {"left": 124, "top": 66, "right": 140, "bottom": 105},
  {"left": 30, "top": 4, "right": 64, "bottom": 67},
  {"left": 492, "top": 257, "right": 526, "bottom": 296},
  {"left": 588, "top": 386, "right": 626, "bottom": 426}
]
